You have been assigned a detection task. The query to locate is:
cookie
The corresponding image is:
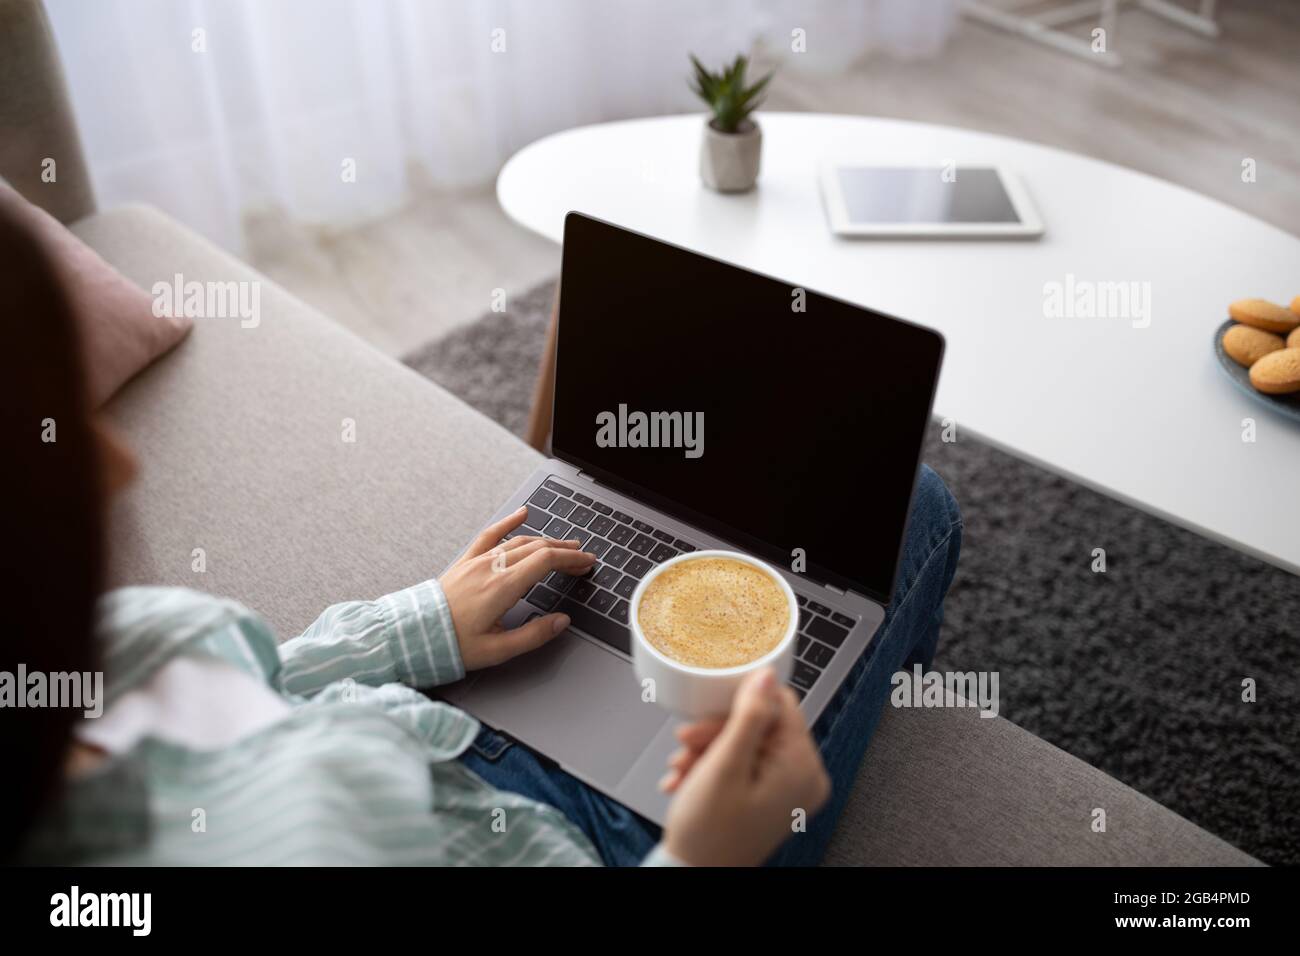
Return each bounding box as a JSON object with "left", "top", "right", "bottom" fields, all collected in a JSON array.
[
  {"left": 1248, "top": 347, "right": 1300, "bottom": 395},
  {"left": 1290, "top": 325, "right": 1300, "bottom": 349},
  {"left": 1222, "top": 323, "right": 1284, "bottom": 367},
  {"left": 1228, "top": 298, "right": 1300, "bottom": 334},
  {"left": 1292, "top": 295, "right": 1300, "bottom": 316}
]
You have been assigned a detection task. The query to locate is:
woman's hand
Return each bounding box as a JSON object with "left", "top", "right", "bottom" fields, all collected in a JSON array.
[
  {"left": 660, "top": 668, "right": 831, "bottom": 866},
  {"left": 440, "top": 507, "right": 596, "bottom": 671}
]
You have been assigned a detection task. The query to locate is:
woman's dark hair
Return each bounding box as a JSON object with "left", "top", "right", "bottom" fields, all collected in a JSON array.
[{"left": 0, "top": 199, "right": 105, "bottom": 858}]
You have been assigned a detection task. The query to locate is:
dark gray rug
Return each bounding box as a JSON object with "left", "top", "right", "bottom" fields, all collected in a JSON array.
[{"left": 405, "top": 280, "right": 1299, "bottom": 865}]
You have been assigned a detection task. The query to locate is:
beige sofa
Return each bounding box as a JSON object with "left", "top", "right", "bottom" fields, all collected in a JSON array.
[{"left": 1, "top": 0, "right": 1257, "bottom": 865}]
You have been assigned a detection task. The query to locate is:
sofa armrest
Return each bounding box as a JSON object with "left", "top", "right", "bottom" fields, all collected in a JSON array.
[{"left": 825, "top": 693, "right": 1259, "bottom": 866}]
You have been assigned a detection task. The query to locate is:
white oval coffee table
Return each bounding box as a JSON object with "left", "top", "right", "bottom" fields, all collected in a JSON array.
[{"left": 498, "top": 113, "right": 1300, "bottom": 575}]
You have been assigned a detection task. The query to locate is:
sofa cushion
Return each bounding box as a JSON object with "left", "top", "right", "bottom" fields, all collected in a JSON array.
[
  {"left": 74, "top": 203, "right": 542, "bottom": 637},
  {"left": 3, "top": 184, "right": 191, "bottom": 405},
  {"left": 825, "top": 679, "right": 1260, "bottom": 866}
]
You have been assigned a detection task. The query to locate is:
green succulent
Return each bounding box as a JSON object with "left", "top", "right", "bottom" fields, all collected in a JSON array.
[{"left": 689, "top": 53, "right": 773, "bottom": 134}]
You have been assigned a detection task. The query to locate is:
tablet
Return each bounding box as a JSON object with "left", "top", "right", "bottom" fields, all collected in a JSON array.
[{"left": 819, "top": 164, "right": 1044, "bottom": 238}]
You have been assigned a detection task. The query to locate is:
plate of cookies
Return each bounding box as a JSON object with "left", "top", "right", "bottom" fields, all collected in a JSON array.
[{"left": 1215, "top": 298, "right": 1300, "bottom": 424}]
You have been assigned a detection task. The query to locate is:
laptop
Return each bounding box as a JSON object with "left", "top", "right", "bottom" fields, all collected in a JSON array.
[{"left": 439, "top": 212, "right": 944, "bottom": 825}]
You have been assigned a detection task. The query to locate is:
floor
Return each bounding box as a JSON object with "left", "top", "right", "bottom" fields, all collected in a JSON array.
[
  {"left": 246, "top": 189, "right": 560, "bottom": 357},
  {"left": 249, "top": 1, "right": 1300, "bottom": 356}
]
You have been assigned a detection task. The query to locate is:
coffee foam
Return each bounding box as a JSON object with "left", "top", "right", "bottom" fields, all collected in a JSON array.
[{"left": 637, "top": 557, "right": 791, "bottom": 669}]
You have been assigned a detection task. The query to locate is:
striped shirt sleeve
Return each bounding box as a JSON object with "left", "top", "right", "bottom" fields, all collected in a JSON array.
[{"left": 276, "top": 578, "right": 465, "bottom": 696}]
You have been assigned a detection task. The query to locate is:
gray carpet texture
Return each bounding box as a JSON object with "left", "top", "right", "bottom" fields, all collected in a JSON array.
[{"left": 404, "top": 279, "right": 1299, "bottom": 865}]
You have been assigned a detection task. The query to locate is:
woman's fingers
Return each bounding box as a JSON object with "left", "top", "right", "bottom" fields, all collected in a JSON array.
[
  {"left": 658, "top": 752, "right": 700, "bottom": 793},
  {"left": 508, "top": 545, "right": 597, "bottom": 588},
  {"left": 706, "top": 668, "right": 783, "bottom": 777},
  {"left": 461, "top": 541, "right": 594, "bottom": 628},
  {"left": 488, "top": 537, "right": 580, "bottom": 568},
  {"left": 659, "top": 725, "right": 722, "bottom": 792},
  {"left": 498, "top": 533, "right": 581, "bottom": 554},
  {"left": 464, "top": 507, "right": 529, "bottom": 559},
  {"left": 497, "top": 533, "right": 549, "bottom": 553},
  {"left": 674, "top": 718, "right": 726, "bottom": 750},
  {"left": 667, "top": 748, "right": 704, "bottom": 784},
  {"left": 479, "top": 611, "right": 572, "bottom": 667}
]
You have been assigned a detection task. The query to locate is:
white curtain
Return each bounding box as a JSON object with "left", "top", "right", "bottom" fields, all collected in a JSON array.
[{"left": 46, "top": 0, "right": 957, "bottom": 252}]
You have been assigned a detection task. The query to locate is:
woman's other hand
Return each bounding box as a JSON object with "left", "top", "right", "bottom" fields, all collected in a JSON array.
[{"left": 660, "top": 668, "right": 831, "bottom": 866}]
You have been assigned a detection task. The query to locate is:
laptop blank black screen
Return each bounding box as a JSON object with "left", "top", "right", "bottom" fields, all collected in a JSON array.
[{"left": 552, "top": 213, "right": 944, "bottom": 605}]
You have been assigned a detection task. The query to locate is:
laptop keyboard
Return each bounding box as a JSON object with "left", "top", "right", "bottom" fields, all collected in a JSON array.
[{"left": 505, "top": 478, "right": 857, "bottom": 701}]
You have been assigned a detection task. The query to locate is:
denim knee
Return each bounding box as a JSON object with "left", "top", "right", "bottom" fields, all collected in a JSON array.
[
  {"left": 917, "top": 464, "right": 961, "bottom": 530},
  {"left": 892, "top": 465, "right": 962, "bottom": 603}
]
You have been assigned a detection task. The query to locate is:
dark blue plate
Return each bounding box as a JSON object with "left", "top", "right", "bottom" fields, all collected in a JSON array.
[{"left": 1213, "top": 319, "right": 1300, "bottom": 424}]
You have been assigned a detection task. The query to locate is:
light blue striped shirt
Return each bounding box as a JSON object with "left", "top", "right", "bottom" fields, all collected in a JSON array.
[{"left": 23, "top": 582, "right": 677, "bottom": 866}]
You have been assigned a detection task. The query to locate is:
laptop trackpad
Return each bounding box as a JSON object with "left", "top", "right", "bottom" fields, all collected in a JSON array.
[{"left": 451, "top": 630, "right": 669, "bottom": 786}]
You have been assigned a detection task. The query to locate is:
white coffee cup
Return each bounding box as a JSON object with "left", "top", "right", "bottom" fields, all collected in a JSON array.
[{"left": 630, "top": 549, "right": 799, "bottom": 718}]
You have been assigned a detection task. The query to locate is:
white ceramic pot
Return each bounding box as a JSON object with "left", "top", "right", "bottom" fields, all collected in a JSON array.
[
  {"left": 699, "top": 118, "right": 762, "bottom": 193},
  {"left": 630, "top": 549, "right": 797, "bottom": 718}
]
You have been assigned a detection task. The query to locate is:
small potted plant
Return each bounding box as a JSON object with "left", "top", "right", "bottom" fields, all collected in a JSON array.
[{"left": 690, "top": 53, "right": 773, "bottom": 193}]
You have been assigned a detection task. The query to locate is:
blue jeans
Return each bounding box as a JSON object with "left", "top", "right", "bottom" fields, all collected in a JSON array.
[{"left": 461, "top": 465, "right": 963, "bottom": 866}]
